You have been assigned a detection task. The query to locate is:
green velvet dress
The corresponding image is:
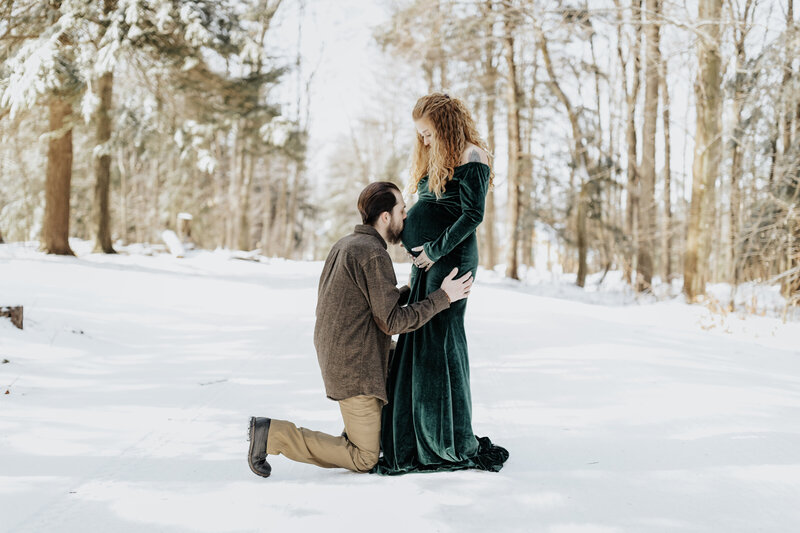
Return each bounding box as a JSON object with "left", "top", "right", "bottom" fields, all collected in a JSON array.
[{"left": 375, "top": 162, "right": 509, "bottom": 475}]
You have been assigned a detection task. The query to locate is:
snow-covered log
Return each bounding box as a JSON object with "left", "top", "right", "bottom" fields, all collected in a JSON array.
[{"left": 161, "top": 230, "right": 185, "bottom": 258}]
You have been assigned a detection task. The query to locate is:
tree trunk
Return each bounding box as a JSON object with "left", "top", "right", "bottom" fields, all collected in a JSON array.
[
  {"left": 484, "top": 95, "right": 498, "bottom": 270},
  {"left": 577, "top": 183, "right": 588, "bottom": 287},
  {"left": 238, "top": 150, "right": 255, "bottom": 251},
  {"left": 116, "top": 146, "right": 128, "bottom": 244},
  {"left": 781, "top": 0, "right": 793, "bottom": 161},
  {"left": 43, "top": 98, "right": 75, "bottom": 256},
  {"left": 283, "top": 162, "right": 301, "bottom": 257},
  {"left": 768, "top": 126, "right": 778, "bottom": 187},
  {"left": 92, "top": 0, "right": 117, "bottom": 253},
  {"left": 781, "top": 0, "right": 798, "bottom": 298},
  {"left": 620, "top": 0, "right": 642, "bottom": 284},
  {"left": 538, "top": 29, "right": 592, "bottom": 286},
  {"left": 93, "top": 70, "right": 116, "bottom": 253},
  {"left": 423, "top": 64, "right": 435, "bottom": 94},
  {"left": 637, "top": 0, "right": 661, "bottom": 292},
  {"left": 150, "top": 157, "right": 159, "bottom": 242},
  {"left": 502, "top": 1, "right": 521, "bottom": 280},
  {"left": 520, "top": 56, "right": 539, "bottom": 270},
  {"left": 520, "top": 159, "right": 534, "bottom": 269},
  {"left": 684, "top": 0, "right": 723, "bottom": 301},
  {"left": 481, "top": 0, "right": 498, "bottom": 271},
  {"left": 259, "top": 161, "right": 274, "bottom": 255},
  {"left": 728, "top": 0, "right": 754, "bottom": 306},
  {"left": 227, "top": 126, "right": 242, "bottom": 249},
  {"left": 436, "top": 0, "right": 448, "bottom": 90},
  {"left": 151, "top": 92, "right": 163, "bottom": 243},
  {"left": 270, "top": 161, "right": 288, "bottom": 256},
  {"left": 784, "top": 0, "right": 795, "bottom": 290},
  {"left": 660, "top": 57, "right": 673, "bottom": 283}
]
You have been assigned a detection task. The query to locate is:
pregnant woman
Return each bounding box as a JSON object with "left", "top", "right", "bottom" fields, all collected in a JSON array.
[{"left": 375, "top": 93, "right": 509, "bottom": 475}]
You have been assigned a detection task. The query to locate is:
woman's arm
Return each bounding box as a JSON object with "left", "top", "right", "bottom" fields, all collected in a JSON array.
[{"left": 420, "top": 162, "right": 490, "bottom": 263}]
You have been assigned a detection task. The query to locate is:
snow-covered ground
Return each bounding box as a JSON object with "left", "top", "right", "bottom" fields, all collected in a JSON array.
[{"left": 1, "top": 242, "right": 800, "bottom": 532}]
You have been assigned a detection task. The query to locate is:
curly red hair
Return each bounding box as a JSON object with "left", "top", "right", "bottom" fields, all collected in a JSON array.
[{"left": 409, "top": 92, "right": 494, "bottom": 197}]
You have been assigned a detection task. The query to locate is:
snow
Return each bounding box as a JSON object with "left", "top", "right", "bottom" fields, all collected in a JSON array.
[
  {"left": 1, "top": 241, "right": 800, "bottom": 532},
  {"left": 161, "top": 230, "right": 186, "bottom": 257}
]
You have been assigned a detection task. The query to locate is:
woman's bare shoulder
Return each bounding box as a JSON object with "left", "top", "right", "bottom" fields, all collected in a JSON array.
[{"left": 460, "top": 144, "right": 489, "bottom": 165}]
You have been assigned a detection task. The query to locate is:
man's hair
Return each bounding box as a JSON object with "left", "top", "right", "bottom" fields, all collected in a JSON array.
[{"left": 358, "top": 182, "right": 401, "bottom": 225}]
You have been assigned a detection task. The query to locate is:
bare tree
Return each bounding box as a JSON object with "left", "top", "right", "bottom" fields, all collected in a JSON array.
[
  {"left": 660, "top": 55, "right": 673, "bottom": 282},
  {"left": 616, "top": 0, "right": 643, "bottom": 284},
  {"left": 502, "top": 0, "right": 522, "bottom": 280},
  {"left": 479, "top": 0, "right": 499, "bottom": 270},
  {"left": 726, "top": 0, "right": 756, "bottom": 306},
  {"left": 637, "top": 0, "right": 661, "bottom": 291},
  {"left": 537, "top": 26, "right": 594, "bottom": 287},
  {"left": 684, "top": 0, "right": 723, "bottom": 301}
]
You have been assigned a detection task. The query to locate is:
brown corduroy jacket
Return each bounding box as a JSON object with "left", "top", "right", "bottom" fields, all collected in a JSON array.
[{"left": 314, "top": 224, "right": 450, "bottom": 405}]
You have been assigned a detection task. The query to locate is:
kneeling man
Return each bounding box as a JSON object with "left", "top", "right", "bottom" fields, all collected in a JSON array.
[{"left": 248, "top": 181, "right": 473, "bottom": 476}]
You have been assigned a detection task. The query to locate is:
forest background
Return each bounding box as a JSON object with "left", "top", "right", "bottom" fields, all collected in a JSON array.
[{"left": 2, "top": 0, "right": 799, "bottom": 311}]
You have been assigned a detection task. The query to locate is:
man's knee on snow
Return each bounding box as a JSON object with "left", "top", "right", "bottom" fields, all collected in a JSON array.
[{"left": 353, "top": 449, "right": 379, "bottom": 472}]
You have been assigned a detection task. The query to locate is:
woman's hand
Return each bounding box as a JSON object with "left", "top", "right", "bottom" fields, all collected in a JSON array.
[{"left": 411, "top": 246, "right": 435, "bottom": 272}]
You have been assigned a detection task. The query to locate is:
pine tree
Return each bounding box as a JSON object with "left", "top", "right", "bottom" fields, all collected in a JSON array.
[{"left": 2, "top": 0, "right": 291, "bottom": 253}]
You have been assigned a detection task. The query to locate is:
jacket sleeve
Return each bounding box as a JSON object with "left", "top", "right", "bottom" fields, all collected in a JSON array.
[
  {"left": 363, "top": 254, "right": 450, "bottom": 335},
  {"left": 422, "top": 164, "right": 490, "bottom": 262},
  {"left": 398, "top": 284, "right": 411, "bottom": 306}
]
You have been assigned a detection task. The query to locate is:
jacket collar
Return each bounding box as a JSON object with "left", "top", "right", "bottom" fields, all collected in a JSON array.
[{"left": 354, "top": 224, "right": 387, "bottom": 250}]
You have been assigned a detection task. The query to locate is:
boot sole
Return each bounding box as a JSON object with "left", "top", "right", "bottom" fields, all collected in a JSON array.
[{"left": 248, "top": 417, "right": 271, "bottom": 478}]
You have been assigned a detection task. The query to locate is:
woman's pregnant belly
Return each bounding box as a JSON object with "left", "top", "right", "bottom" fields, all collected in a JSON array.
[
  {"left": 401, "top": 200, "right": 478, "bottom": 296},
  {"left": 400, "top": 200, "right": 459, "bottom": 253}
]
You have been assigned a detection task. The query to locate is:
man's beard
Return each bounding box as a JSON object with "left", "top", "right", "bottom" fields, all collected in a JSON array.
[{"left": 387, "top": 219, "right": 403, "bottom": 245}]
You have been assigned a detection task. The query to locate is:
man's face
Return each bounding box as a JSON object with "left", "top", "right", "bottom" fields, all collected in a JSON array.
[{"left": 386, "top": 190, "right": 407, "bottom": 244}]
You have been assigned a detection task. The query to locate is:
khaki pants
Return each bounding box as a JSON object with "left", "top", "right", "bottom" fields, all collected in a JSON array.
[{"left": 267, "top": 395, "right": 382, "bottom": 472}]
